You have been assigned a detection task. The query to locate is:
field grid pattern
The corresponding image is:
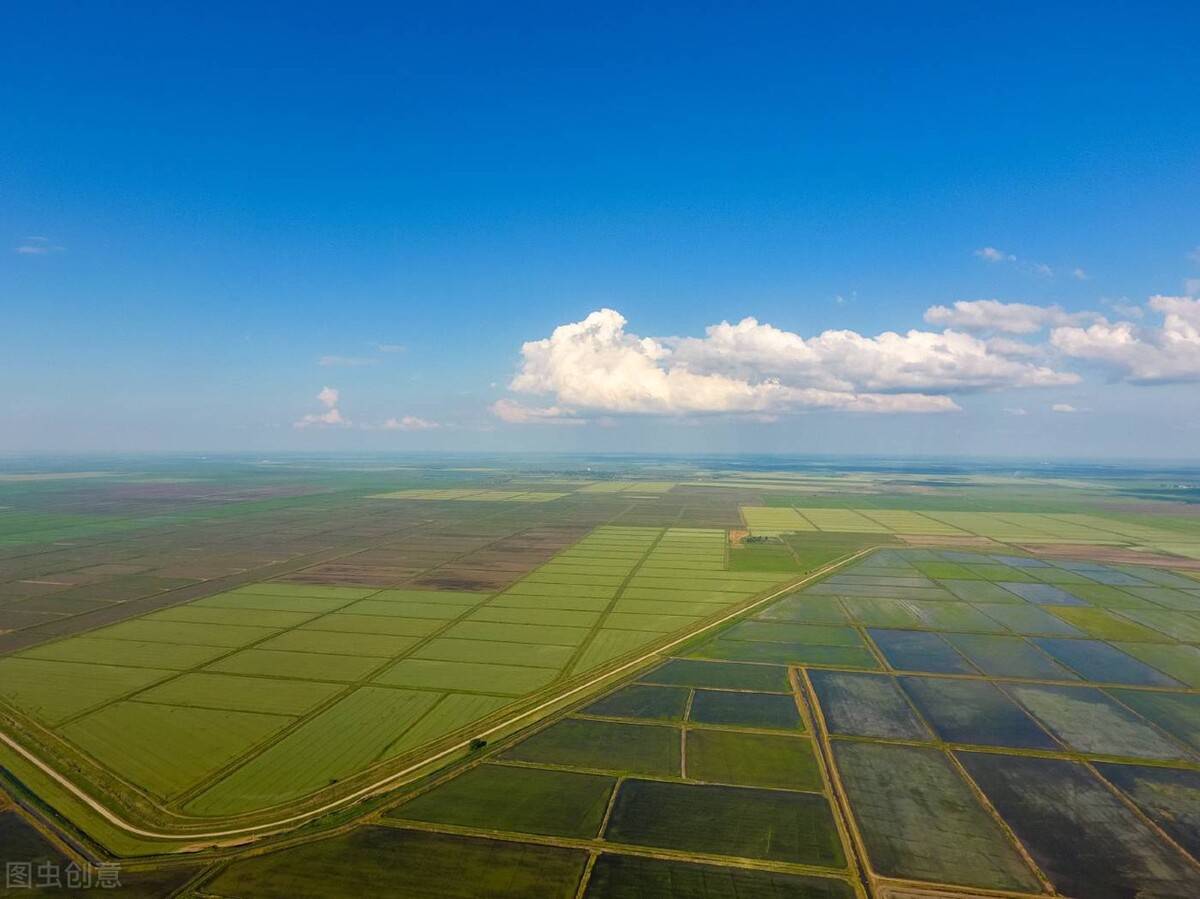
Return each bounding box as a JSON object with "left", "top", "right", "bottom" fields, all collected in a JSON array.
[
  {"left": 739, "top": 505, "right": 1200, "bottom": 557},
  {"left": 0, "top": 525, "right": 794, "bottom": 819},
  {"left": 290, "top": 545, "right": 1200, "bottom": 899},
  {"left": 6, "top": 474, "right": 1200, "bottom": 898}
]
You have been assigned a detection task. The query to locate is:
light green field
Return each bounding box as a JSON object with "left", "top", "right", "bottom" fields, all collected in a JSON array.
[
  {"left": 0, "top": 523, "right": 799, "bottom": 825},
  {"left": 61, "top": 702, "right": 291, "bottom": 799}
]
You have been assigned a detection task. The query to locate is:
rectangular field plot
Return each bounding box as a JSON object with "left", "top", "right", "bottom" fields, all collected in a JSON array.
[
  {"left": 490, "top": 593, "right": 612, "bottom": 613},
  {"left": 568, "top": 629, "right": 653, "bottom": 674},
  {"left": 808, "top": 670, "right": 930, "bottom": 741},
  {"left": 413, "top": 636, "right": 575, "bottom": 671},
  {"left": 205, "top": 648, "right": 387, "bottom": 683},
  {"left": 721, "top": 621, "right": 860, "bottom": 645},
  {"left": 258, "top": 629, "right": 418, "bottom": 658},
  {"left": 1107, "top": 689, "right": 1200, "bottom": 753},
  {"left": 605, "top": 779, "right": 845, "bottom": 867},
  {"left": 800, "top": 509, "right": 884, "bottom": 533},
  {"left": 581, "top": 684, "right": 690, "bottom": 721},
  {"left": 135, "top": 673, "right": 343, "bottom": 716},
  {"left": 185, "top": 687, "right": 473, "bottom": 816},
  {"left": 84, "top": 618, "right": 280, "bottom": 648},
  {"left": 0, "top": 657, "right": 174, "bottom": 724},
  {"left": 859, "top": 510, "right": 966, "bottom": 535},
  {"left": 741, "top": 507, "right": 815, "bottom": 533},
  {"left": 196, "top": 592, "right": 353, "bottom": 615},
  {"left": 17, "top": 636, "right": 229, "bottom": 670},
  {"left": 204, "top": 827, "right": 588, "bottom": 899},
  {"left": 375, "top": 658, "right": 558, "bottom": 695},
  {"left": 371, "top": 588, "right": 486, "bottom": 606},
  {"left": 442, "top": 620, "right": 590, "bottom": 645},
  {"left": 501, "top": 718, "right": 681, "bottom": 777},
  {"left": 583, "top": 854, "right": 855, "bottom": 899},
  {"left": 688, "top": 637, "right": 878, "bottom": 669},
  {"left": 60, "top": 701, "right": 291, "bottom": 799},
  {"left": 867, "top": 629, "right": 977, "bottom": 674},
  {"left": 300, "top": 613, "right": 443, "bottom": 637},
  {"left": 1114, "top": 642, "right": 1200, "bottom": 687},
  {"left": 1005, "top": 683, "right": 1192, "bottom": 760},
  {"left": 971, "top": 602, "right": 1085, "bottom": 636},
  {"left": 342, "top": 599, "right": 468, "bottom": 619},
  {"left": 688, "top": 689, "right": 803, "bottom": 731},
  {"left": 898, "top": 676, "right": 1059, "bottom": 749},
  {"left": 1053, "top": 583, "right": 1155, "bottom": 608},
  {"left": 1032, "top": 638, "right": 1181, "bottom": 686},
  {"left": 389, "top": 764, "right": 615, "bottom": 838},
  {"left": 601, "top": 611, "right": 698, "bottom": 632},
  {"left": 640, "top": 659, "right": 792, "bottom": 692},
  {"left": 1095, "top": 763, "right": 1200, "bottom": 859},
  {"left": 755, "top": 595, "right": 850, "bottom": 624},
  {"left": 150, "top": 605, "right": 317, "bottom": 628},
  {"left": 229, "top": 583, "right": 377, "bottom": 600},
  {"left": 1116, "top": 608, "right": 1200, "bottom": 642},
  {"left": 469, "top": 606, "right": 602, "bottom": 628},
  {"left": 832, "top": 741, "right": 1039, "bottom": 892},
  {"left": 489, "top": 581, "right": 616, "bottom": 600},
  {"left": 942, "top": 632, "right": 1079, "bottom": 680},
  {"left": 959, "top": 752, "right": 1200, "bottom": 898},
  {"left": 1047, "top": 606, "right": 1169, "bottom": 641},
  {"left": 685, "top": 729, "right": 822, "bottom": 791}
]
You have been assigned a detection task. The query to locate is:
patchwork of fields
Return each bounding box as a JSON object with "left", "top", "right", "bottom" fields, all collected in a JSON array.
[
  {"left": 6, "top": 465, "right": 1200, "bottom": 897},
  {"left": 741, "top": 505, "right": 1200, "bottom": 557},
  {"left": 0, "top": 526, "right": 796, "bottom": 822},
  {"left": 186, "top": 547, "right": 1200, "bottom": 898}
]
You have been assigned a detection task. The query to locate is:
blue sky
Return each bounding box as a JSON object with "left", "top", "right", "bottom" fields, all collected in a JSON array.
[{"left": 3, "top": 2, "right": 1198, "bottom": 457}]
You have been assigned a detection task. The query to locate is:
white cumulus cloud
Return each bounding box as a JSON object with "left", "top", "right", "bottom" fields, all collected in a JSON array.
[
  {"left": 1051, "top": 295, "right": 1200, "bottom": 383},
  {"left": 1051, "top": 403, "right": 1078, "bottom": 413},
  {"left": 495, "top": 309, "right": 1081, "bottom": 423}
]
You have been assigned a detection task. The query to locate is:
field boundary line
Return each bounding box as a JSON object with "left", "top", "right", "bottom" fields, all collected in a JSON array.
[{"left": 0, "top": 544, "right": 880, "bottom": 844}]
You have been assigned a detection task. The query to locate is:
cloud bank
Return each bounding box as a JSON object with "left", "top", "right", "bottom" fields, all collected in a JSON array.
[{"left": 497, "top": 308, "right": 1080, "bottom": 424}]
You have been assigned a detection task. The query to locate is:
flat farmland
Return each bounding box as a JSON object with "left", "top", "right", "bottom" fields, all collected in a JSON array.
[
  {"left": 0, "top": 522, "right": 804, "bottom": 825},
  {"left": 363, "top": 544, "right": 1200, "bottom": 899},
  {"left": 5, "top": 462, "right": 1200, "bottom": 898}
]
